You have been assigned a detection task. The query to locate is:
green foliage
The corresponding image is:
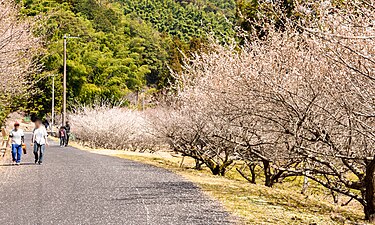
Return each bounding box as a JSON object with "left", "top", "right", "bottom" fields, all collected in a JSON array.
[
  {"left": 20, "top": 0, "right": 236, "bottom": 116},
  {"left": 121, "top": 0, "right": 236, "bottom": 42},
  {"left": 0, "top": 104, "right": 9, "bottom": 127},
  {"left": 236, "top": 0, "right": 298, "bottom": 38},
  {"left": 18, "top": 1, "right": 151, "bottom": 113},
  {"left": 0, "top": 94, "right": 26, "bottom": 126}
]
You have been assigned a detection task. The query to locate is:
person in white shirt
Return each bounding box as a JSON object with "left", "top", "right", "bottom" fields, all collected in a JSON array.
[
  {"left": 32, "top": 119, "right": 49, "bottom": 165},
  {"left": 9, "top": 122, "right": 24, "bottom": 165}
]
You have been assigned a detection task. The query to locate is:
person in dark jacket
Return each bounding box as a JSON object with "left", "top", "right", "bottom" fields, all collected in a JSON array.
[
  {"left": 65, "top": 121, "right": 71, "bottom": 147},
  {"left": 43, "top": 119, "right": 50, "bottom": 131}
]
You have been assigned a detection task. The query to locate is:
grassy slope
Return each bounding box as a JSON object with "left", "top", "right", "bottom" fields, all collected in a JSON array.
[{"left": 66, "top": 141, "right": 366, "bottom": 225}]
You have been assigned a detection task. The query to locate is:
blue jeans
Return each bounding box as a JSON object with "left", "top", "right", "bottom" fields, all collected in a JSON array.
[
  {"left": 11, "top": 144, "right": 22, "bottom": 163},
  {"left": 34, "top": 142, "right": 45, "bottom": 163}
]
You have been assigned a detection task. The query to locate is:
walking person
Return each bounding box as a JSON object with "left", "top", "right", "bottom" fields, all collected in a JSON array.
[
  {"left": 43, "top": 119, "right": 50, "bottom": 131},
  {"left": 32, "top": 119, "right": 48, "bottom": 165},
  {"left": 59, "top": 126, "right": 66, "bottom": 147},
  {"left": 65, "top": 121, "right": 71, "bottom": 147},
  {"left": 8, "top": 122, "right": 24, "bottom": 165}
]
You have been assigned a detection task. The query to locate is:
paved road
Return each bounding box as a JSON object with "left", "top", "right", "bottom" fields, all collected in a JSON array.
[{"left": 0, "top": 134, "right": 232, "bottom": 225}]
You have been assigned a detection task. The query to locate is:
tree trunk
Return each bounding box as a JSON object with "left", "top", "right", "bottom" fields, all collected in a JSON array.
[
  {"left": 210, "top": 164, "right": 220, "bottom": 175},
  {"left": 364, "top": 157, "right": 375, "bottom": 222},
  {"left": 205, "top": 159, "right": 220, "bottom": 175},
  {"left": 219, "top": 159, "right": 233, "bottom": 176},
  {"left": 263, "top": 160, "right": 273, "bottom": 187},
  {"left": 249, "top": 164, "right": 256, "bottom": 184},
  {"left": 194, "top": 159, "right": 203, "bottom": 170},
  {"left": 330, "top": 190, "right": 338, "bottom": 204}
]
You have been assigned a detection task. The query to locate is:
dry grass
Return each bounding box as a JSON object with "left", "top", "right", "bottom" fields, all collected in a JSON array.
[{"left": 66, "top": 140, "right": 366, "bottom": 225}]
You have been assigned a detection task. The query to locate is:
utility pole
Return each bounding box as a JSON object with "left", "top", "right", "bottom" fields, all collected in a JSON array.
[
  {"left": 142, "top": 94, "right": 145, "bottom": 111},
  {"left": 142, "top": 92, "right": 145, "bottom": 111},
  {"left": 63, "top": 34, "right": 67, "bottom": 126},
  {"left": 51, "top": 75, "right": 55, "bottom": 134},
  {"left": 62, "top": 34, "right": 80, "bottom": 126}
]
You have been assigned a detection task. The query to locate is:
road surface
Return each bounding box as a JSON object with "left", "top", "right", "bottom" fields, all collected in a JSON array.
[{"left": 0, "top": 134, "right": 232, "bottom": 225}]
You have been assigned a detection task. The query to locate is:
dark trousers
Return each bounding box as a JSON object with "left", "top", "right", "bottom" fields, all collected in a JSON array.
[
  {"left": 66, "top": 134, "right": 70, "bottom": 146},
  {"left": 60, "top": 137, "right": 66, "bottom": 147},
  {"left": 33, "top": 142, "right": 45, "bottom": 163}
]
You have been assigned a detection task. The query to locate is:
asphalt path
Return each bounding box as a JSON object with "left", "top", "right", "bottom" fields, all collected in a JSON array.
[{"left": 0, "top": 133, "right": 232, "bottom": 225}]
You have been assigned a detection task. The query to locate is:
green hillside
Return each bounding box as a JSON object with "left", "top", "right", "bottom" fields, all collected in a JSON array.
[
  {"left": 121, "top": 0, "right": 236, "bottom": 41},
  {"left": 20, "top": 0, "right": 236, "bottom": 116}
]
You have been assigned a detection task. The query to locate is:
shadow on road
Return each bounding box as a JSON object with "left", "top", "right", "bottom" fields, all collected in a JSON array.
[{"left": 0, "top": 162, "right": 36, "bottom": 167}]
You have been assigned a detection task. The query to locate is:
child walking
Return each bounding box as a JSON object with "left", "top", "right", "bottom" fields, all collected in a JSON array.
[{"left": 59, "top": 126, "right": 66, "bottom": 147}]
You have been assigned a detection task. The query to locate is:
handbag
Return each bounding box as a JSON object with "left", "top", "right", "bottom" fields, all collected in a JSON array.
[{"left": 22, "top": 143, "right": 27, "bottom": 154}]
